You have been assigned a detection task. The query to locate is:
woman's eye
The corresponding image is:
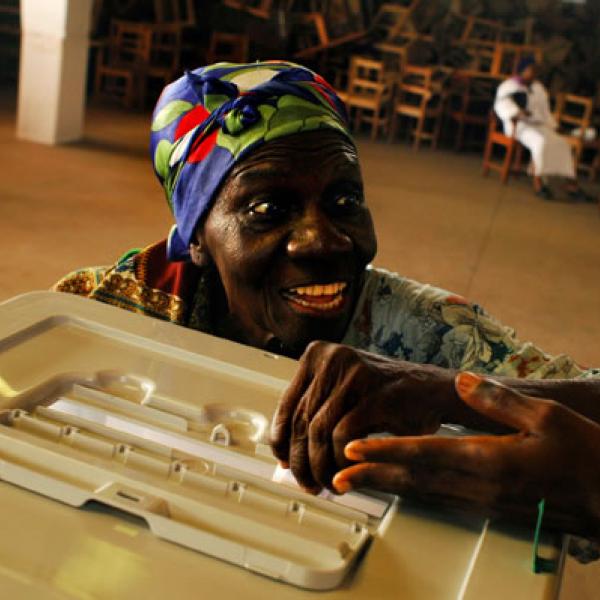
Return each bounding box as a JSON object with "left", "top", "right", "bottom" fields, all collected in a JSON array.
[
  {"left": 252, "top": 202, "right": 274, "bottom": 215},
  {"left": 332, "top": 192, "right": 363, "bottom": 212},
  {"left": 247, "top": 199, "right": 287, "bottom": 221}
]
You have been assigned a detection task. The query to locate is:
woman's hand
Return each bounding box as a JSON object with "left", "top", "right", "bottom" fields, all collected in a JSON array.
[
  {"left": 333, "top": 373, "right": 600, "bottom": 539},
  {"left": 269, "top": 341, "right": 457, "bottom": 492}
]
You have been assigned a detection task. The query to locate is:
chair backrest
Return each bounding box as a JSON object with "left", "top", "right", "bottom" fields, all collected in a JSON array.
[
  {"left": 150, "top": 24, "right": 182, "bottom": 71},
  {"left": 554, "top": 93, "right": 594, "bottom": 134},
  {"left": 206, "top": 32, "right": 249, "bottom": 64},
  {"left": 108, "top": 20, "right": 153, "bottom": 66},
  {"left": 399, "top": 65, "right": 433, "bottom": 88},
  {"left": 396, "top": 66, "right": 448, "bottom": 110},
  {"left": 347, "top": 56, "right": 392, "bottom": 102},
  {"left": 154, "top": 0, "right": 196, "bottom": 26},
  {"left": 348, "top": 56, "right": 386, "bottom": 86},
  {"left": 369, "top": 2, "right": 416, "bottom": 40},
  {"left": 491, "top": 43, "right": 543, "bottom": 78}
]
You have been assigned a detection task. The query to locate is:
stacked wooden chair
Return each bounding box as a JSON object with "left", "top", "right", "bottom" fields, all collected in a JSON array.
[
  {"left": 554, "top": 94, "right": 599, "bottom": 181},
  {"left": 94, "top": 20, "right": 154, "bottom": 108},
  {"left": 389, "top": 65, "right": 449, "bottom": 150},
  {"left": 341, "top": 56, "right": 394, "bottom": 141}
]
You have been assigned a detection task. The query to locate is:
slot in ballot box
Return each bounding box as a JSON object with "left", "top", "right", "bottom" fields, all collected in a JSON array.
[{"left": 0, "top": 292, "right": 564, "bottom": 599}]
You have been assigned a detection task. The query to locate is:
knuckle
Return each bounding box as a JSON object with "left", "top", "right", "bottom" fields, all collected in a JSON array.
[
  {"left": 308, "top": 420, "right": 330, "bottom": 445},
  {"left": 534, "top": 398, "right": 562, "bottom": 429},
  {"left": 331, "top": 424, "right": 352, "bottom": 447}
]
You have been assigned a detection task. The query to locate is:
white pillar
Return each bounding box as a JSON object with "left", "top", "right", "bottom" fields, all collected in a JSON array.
[{"left": 16, "top": 0, "right": 94, "bottom": 144}]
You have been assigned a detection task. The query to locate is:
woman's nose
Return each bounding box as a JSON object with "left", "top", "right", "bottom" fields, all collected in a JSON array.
[{"left": 286, "top": 211, "right": 353, "bottom": 259}]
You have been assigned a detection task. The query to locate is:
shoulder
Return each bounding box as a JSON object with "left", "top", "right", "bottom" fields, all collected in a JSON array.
[
  {"left": 52, "top": 265, "right": 112, "bottom": 296},
  {"left": 53, "top": 241, "right": 200, "bottom": 325},
  {"left": 343, "top": 267, "right": 470, "bottom": 360},
  {"left": 360, "top": 267, "right": 466, "bottom": 315},
  {"left": 497, "top": 78, "right": 520, "bottom": 95}
]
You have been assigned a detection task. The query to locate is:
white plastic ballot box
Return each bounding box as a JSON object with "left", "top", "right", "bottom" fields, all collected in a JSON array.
[{"left": 0, "top": 292, "right": 565, "bottom": 599}]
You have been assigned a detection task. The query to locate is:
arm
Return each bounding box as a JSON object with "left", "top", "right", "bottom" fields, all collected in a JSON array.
[
  {"left": 333, "top": 373, "right": 600, "bottom": 540},
  {"left": 449, "top": 374, "right": 600, "bottom": 432},
  {"left": 270, "top": 283, "right": 599, "bottom": 492}
]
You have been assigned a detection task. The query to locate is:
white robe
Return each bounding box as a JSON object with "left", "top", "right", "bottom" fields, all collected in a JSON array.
[{"left": 494, "top": 78, "right": 575, "bottom": 178}]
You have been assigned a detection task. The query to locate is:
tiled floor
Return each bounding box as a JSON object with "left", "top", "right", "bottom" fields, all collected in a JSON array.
[{"left": 1, "top": 96, "right": 599, "bottom": 598}]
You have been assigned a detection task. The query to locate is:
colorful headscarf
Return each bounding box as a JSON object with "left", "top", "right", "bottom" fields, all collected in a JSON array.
[{"left": 150, "top": 61, "right": 352, "bottom": 261}]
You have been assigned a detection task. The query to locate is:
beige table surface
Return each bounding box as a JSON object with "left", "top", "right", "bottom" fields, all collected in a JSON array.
[{"left": 0, "top": 292, "right": 563, "bottom": 600}]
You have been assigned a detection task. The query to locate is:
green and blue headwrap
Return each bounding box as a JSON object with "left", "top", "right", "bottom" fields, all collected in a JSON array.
[{"left": 149, "top": 61, "right": 353, "bottom": 261}]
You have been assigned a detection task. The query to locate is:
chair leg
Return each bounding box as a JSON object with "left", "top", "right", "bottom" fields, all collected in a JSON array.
[
  {"left": 501, "top": 143, "right": 515, "bottom": 184},
  {"left": 513, "top": 143, "right": 523, "bottom": 175},
  {"left": 482, "top": 138, "right": 493, "bottom": 176},
  {"left": 455, "top": 119, "right": 465, "bottom": 151},
  {"left": 388, "top": 112, "right": 397, "bottom": 143},
  {"left": 432, "top": 114, "right": 443, "bottom": 150},
  {"left": 371, "top": 112, "right": 379, "bottom": 141},
  {"left": 354, "top": 109, "right": 362, "bottom": 132},
  {"left": 123, "top": 75, "right": 134, "bottom": 109},
  {"left": 413, "top": 116, "right": 424, "bottom": 151}
]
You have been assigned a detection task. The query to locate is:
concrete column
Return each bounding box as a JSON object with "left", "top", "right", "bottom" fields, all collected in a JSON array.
[{"left": 17, "top": 0, "right": 94, "bottom": 144}]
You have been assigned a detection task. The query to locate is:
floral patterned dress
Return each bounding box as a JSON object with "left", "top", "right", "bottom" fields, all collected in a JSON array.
[{"left": 54, "top": 241, "right": 598, "bottom": 381}]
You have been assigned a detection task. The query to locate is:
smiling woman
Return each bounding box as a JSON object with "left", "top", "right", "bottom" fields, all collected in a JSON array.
[
  {"left": 54, "top": 61, "right": 600, "bottom": 546},
  {"left": 197, "top": 131, "right": 376, "bottom": 356}
]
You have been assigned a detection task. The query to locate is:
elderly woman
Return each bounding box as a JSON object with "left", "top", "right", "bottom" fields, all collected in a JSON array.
[{"left": 55, "top": 61, "right": 600, "bottom": 544}]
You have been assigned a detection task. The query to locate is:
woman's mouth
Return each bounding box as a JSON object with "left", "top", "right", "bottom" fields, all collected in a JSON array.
[{"left": 281, "top": 282, "right": 349, "bottom": 315}]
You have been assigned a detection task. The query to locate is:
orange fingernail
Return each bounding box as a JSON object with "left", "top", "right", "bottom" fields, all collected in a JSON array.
[
  {"left": 344, "top": 442, "right": 364, "bottom": 461},
  {"left": 332, "top": 474, "right": 352, "bottom": 494},
  {"left": 455, "top": 372, "right": 482, "bottom": 399},
  {"left": 278, "top": 460, "right": 289, "bottom": 469}
]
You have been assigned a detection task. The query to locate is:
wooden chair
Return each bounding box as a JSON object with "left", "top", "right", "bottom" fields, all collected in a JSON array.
[
  {"left": 223, "top": 0, "right": 273, "bottom": 19},
  {"left": 343, "top": 56, "right": 393, "bottom": 140},
  {"left": 554, "top": 93, "right": 599, "bottom": 181},
  {"left": 389, "top": 65, "right": 448, "bottom": 150},
  {"left": 490, "top": 43, "right": 543, "bottom": 78},
  {"left": 94, "top": 19, "right": 153, "bottom": 108},
  {"left": 482, "top": 112, "right": 523, "bottom": 183},
  {"left": 205, "top": 32, "right": 249, "bottom": 64},
  {"left": 153, "top": 0, "right": 196, "bottom": 26},
  {"left": 445, "top": 75, "right": 495, "bottom": 150},
  {"left": 145, "top": 23, "right": 182, "bottom": 104},
  {"left": 368, "top": 2, "right": 420, "bottom": 41}
]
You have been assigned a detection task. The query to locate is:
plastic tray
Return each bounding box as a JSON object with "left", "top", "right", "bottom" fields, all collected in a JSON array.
[{"left": 0, "top": 293, "right": 396, "bottom": 591}]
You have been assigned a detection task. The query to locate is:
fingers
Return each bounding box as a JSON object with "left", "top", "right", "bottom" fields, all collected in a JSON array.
[
  {"left": 344, "top": 435, "right": 513, "bottom": 476},
  {"left": 333, "top": 462, "right": 413, "bottom": 494},
  {"left": 288, "top": 395, "right": 319, "bottom": 493},
  {"left": 288, "top": 370, "right": 339, "bottom": 492},
  {"left": 331, "top": 405, "right": 376, "bottom": 471},
  {"left": 455, "top": 372, "right": 541, "bottom": 432},
  {"left": 308, "top": 397, "right": 373, "bottom": 491},
  {"left": 270, "top": 355, "right": 312, "bottom": 466},
  {"left": 332, "top": 462, "right": 501, "bottom": 508}
]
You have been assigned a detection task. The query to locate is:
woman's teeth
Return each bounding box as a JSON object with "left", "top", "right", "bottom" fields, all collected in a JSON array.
[
  {"left": 289, "top": 282, "right": 347, "bottom": 296},
  {"left": 284, "top": 282, "right": 347, "bottom": 311}
]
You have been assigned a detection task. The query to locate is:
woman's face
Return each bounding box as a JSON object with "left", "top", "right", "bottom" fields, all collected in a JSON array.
[{"left": 197, "top": 130, "right": 377, "bottom": 357}]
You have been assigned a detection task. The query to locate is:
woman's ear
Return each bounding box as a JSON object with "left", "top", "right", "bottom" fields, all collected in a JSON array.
[{"left": 189, "top": 232, "right": 211, "bottom": 267}]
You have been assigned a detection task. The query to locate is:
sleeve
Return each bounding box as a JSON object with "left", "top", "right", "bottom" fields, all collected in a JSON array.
[
  {"left": 494, "top": 81, "right": 521, "bottom": 123},
  {"left": 52, "top": 249, "right": 142, "bottom": 298},
  {"left": 436, "top": 298, "right": 599, "bottom": 380},
  {"left": 52, "top": 266, "right": 111, "bottom": 297}
]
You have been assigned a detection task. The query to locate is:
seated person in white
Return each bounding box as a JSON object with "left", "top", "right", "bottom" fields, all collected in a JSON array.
[{"left": 494, "top": 56, "right": 589, "bottom": 201}]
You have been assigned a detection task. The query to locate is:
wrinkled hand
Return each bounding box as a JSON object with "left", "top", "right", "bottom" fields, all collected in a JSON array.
[
  {"left": 333, "top": 373, "right": 600, "bottom": 538},
  {"left": 270, "top": 341, "right": 455, "bottom": 493}
]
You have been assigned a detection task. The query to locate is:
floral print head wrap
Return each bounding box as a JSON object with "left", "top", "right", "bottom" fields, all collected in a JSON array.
[{"left": 150, "top": 61, "right": 352, "bottom": 261}]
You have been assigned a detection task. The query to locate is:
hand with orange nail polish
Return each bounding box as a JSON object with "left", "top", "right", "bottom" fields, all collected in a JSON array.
[{"left": 332, "top": 372, "right": 600, "bottom": 540}]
